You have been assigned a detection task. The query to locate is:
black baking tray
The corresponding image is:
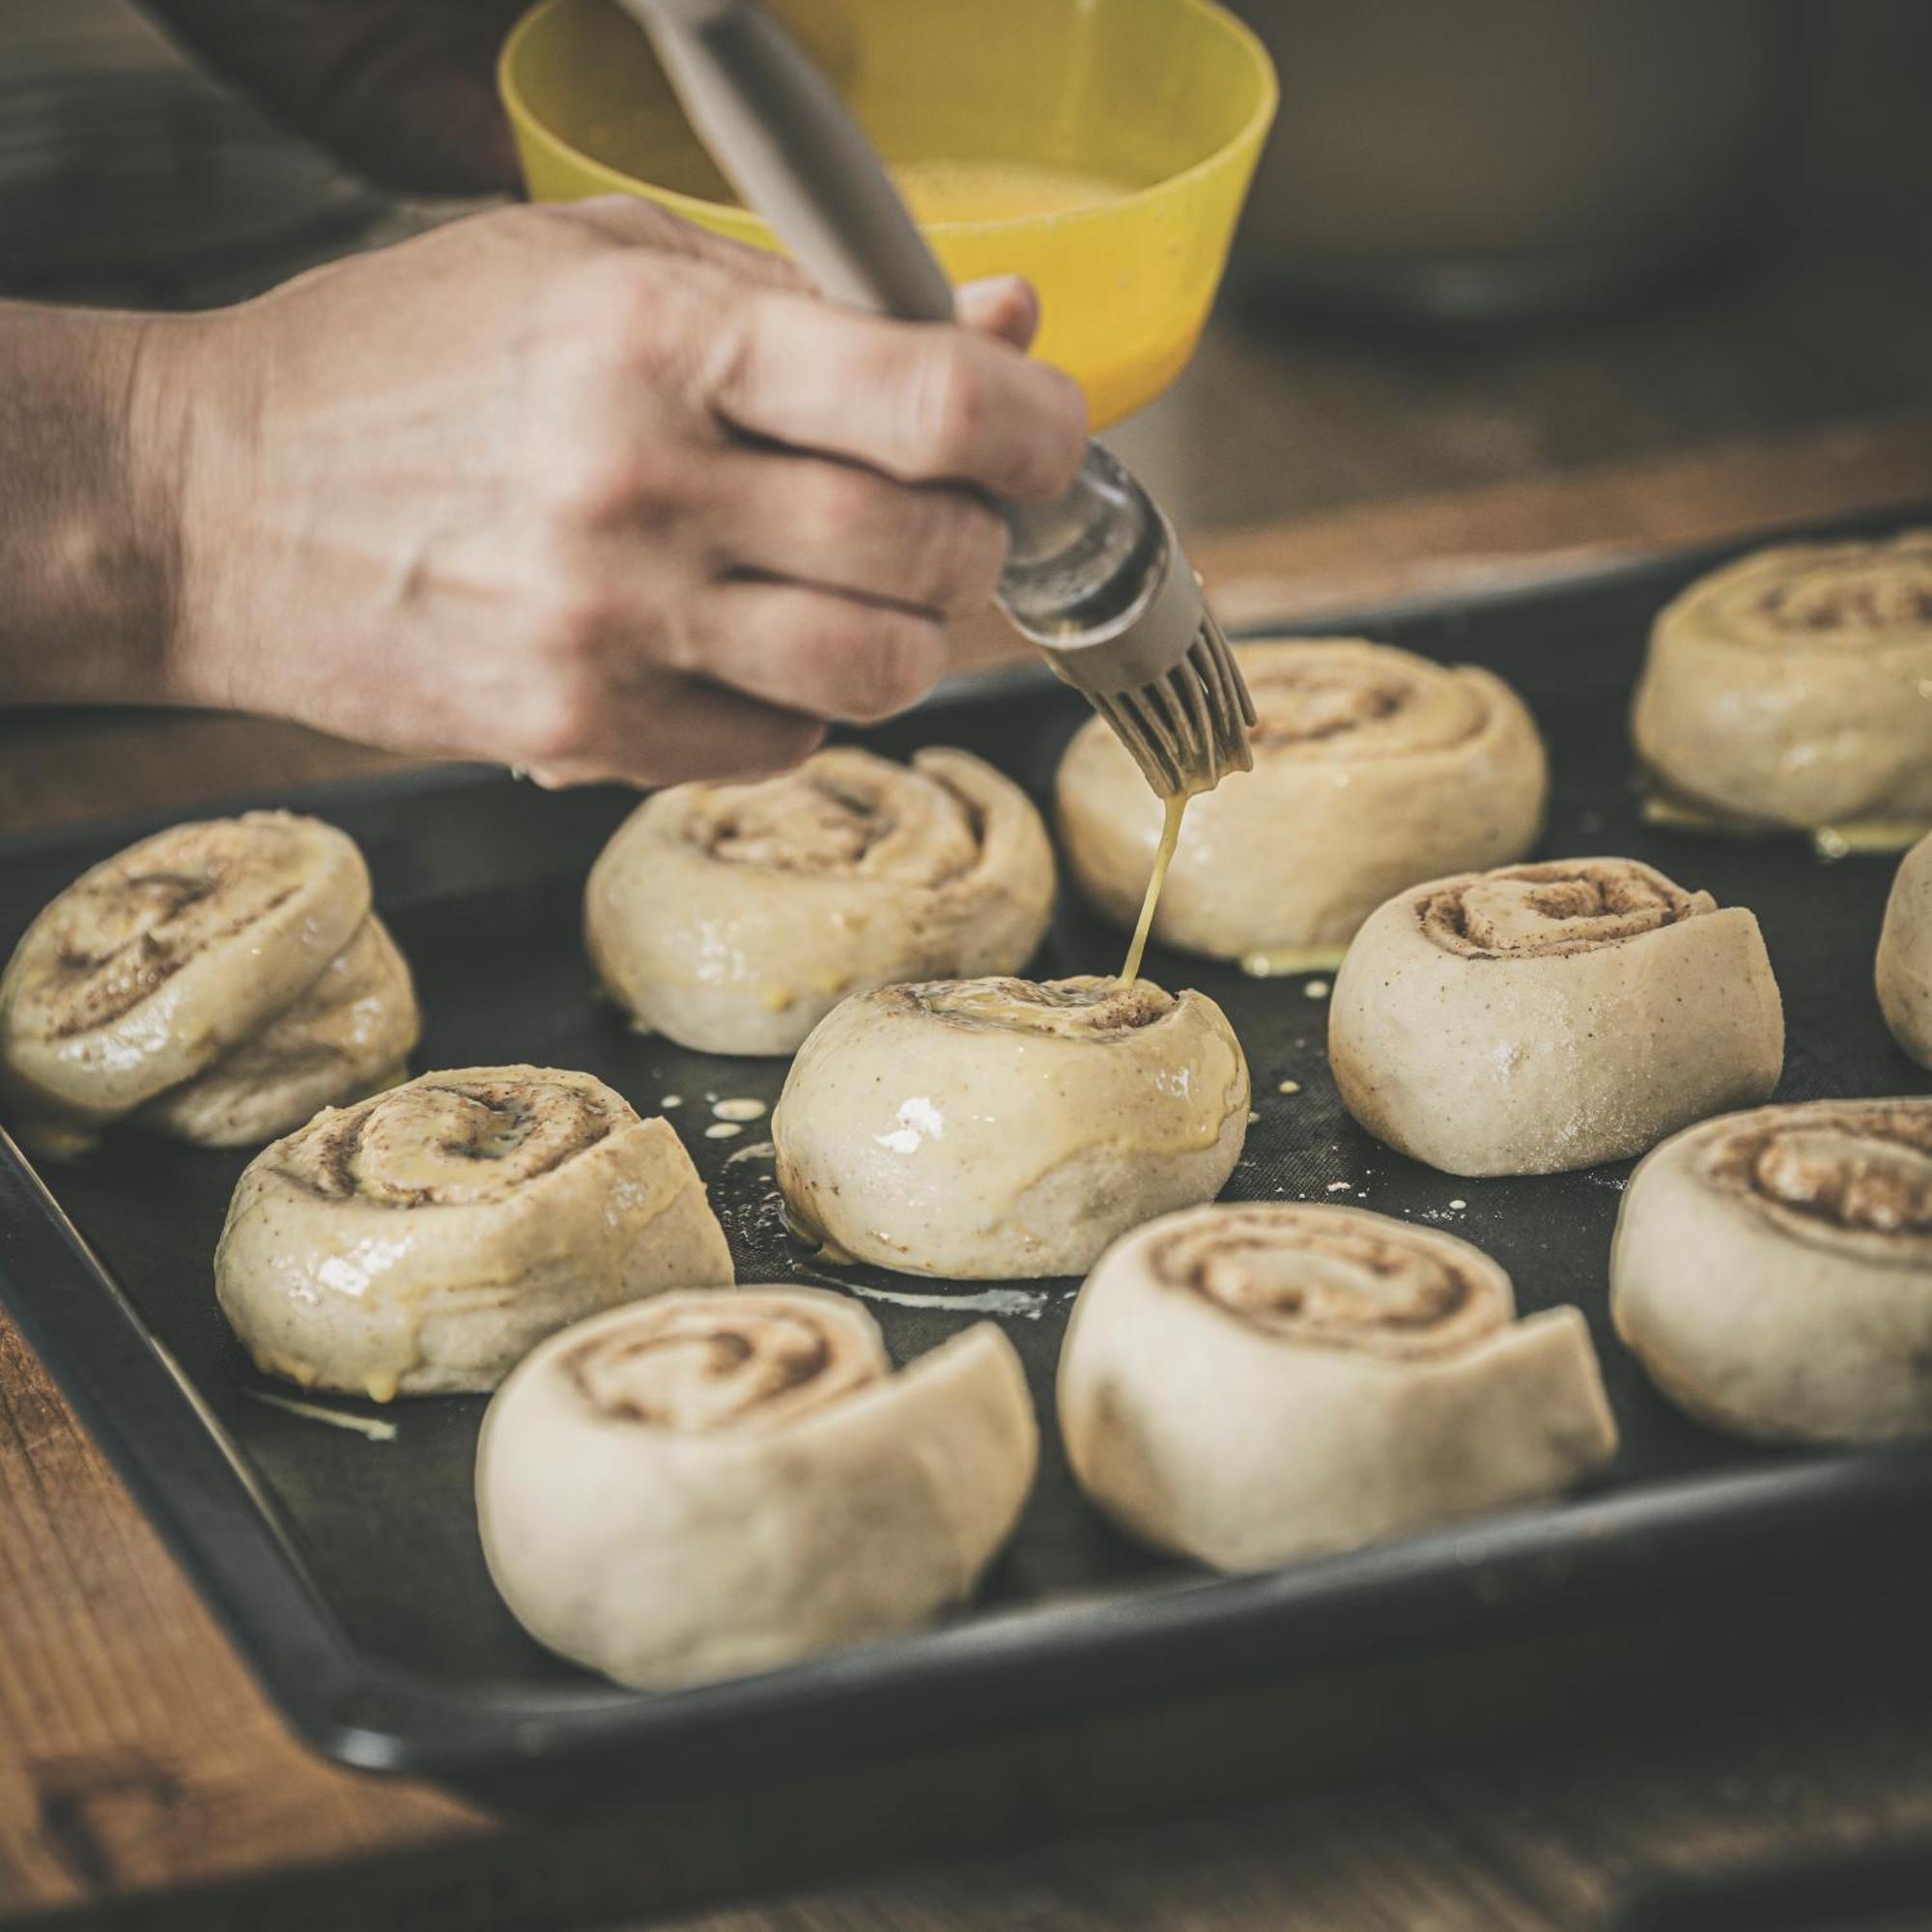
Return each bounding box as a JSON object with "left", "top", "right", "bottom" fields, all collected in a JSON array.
[{"left": 5, "top": 508, "right": 1932, "bottom": 1796}]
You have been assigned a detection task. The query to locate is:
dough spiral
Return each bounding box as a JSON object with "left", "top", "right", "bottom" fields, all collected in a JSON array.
[
  {"left": 773, "top": 975, "right": 1249, "bottom": 1279},
  {"left": 1632, "top": 531, "right": 1932, "bottom": 830},
  {"left": 1613, "top": 1099, "right": 1932, "bottom": 1442},
  {"left": 1059, "top": 1204, "right": 1617, "bottom": 1571},
  {"left": 585, "top": 746, "right": 1055, "bottom": 1054},
  {"left": 477, "top": 1287, "right": 1037, "bottom": 1688},
  {"left": 1055, "top": 639, "right": 1547, "bottom": 966},
  {"left": 1877, "top": 832, "right": 1932, "bottom": 1069},
  {"left": 0, "top": 811, "right": 417, "bottom": 1153},
  {"left": 1330, "top": 858, "right": 1783, "bottom": 1176},
  {"left": 215, "top": 1065, "right": 732, "bottom": 1400}
]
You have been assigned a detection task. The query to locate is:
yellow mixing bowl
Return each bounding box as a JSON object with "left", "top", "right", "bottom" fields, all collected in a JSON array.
[{"left": 498, "top": 0, "right": 1276, "bottom": 427}]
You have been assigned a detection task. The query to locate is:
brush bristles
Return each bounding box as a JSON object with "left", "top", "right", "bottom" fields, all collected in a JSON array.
[{"left": 1094, "top": 615, "right": 1255, "bottom": 800}]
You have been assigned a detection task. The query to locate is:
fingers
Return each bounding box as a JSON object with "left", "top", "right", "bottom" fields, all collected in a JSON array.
[
  {"left": 676, "top": 580, "right": 947, "bottom": 723},
  {"left": 953, "top": 275, "right": 1041, "bottom": 352},
  {"left": 700, "top": 287, "right": 1088, "bottom": 501},
  {"left": 711, "top": 451, "right": 1008, "bottom": 612}
]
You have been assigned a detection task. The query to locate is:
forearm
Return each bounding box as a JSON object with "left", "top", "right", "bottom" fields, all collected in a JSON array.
[{"left": 0, "top": 301, "right": 191, "bottom": 707}]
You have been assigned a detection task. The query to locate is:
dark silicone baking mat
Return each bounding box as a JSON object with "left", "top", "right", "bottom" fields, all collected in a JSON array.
[{"left": 3, "top": 508, "right": 1929, "bottom": 1790}]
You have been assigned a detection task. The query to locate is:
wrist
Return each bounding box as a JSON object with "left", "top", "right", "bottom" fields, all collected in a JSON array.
[{"left": 0, "top": 301, "right": 203, "bottom": 707}]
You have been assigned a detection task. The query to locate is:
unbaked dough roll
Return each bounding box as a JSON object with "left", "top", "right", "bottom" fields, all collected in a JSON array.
[
  {"left": 215, "top": 1065, "right": 731, "bottom": 1401},
  {"left": 476, "top": 1287, "right": 1036, "bottom": 1688},
  {"left": 1878, "top": 833, "right": 1932, "bottom": 1068},
  {"left": 1612, "top": 1099, "right": 1932, "bottom": 1443},
  {"left": 1329, "top": 857, "right": 1783, "bottom": 1176},
  {"left": 1059, "top": 1203, "right": 1617, "bottom": 1571},
  {"left": 773, "top": 976, "right": 1249, "bottom": 1279},
  {"left": 1055, "top": 639, "right": 1548, "bottom": 968},
  {"left": 585, "top": 746, "right": 1055, "bottom": 1055},
  {"left": 1632, "top": 531, "right": 1932, "bottom": 830},
  {"left": 0, "top": 810, "right": 418, "bottom": 1154}
]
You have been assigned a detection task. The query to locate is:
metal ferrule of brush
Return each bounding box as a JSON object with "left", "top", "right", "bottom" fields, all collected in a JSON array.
[{"left": 999, "top": 444, "right": 1256, "bottom": 798}]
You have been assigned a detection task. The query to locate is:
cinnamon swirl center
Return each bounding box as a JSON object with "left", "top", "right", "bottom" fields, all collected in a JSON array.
[
  {"left": 1154, "top": 1208, "right": 1509, "bottom": 1357},
  {"left": 1705, "top": 1104, "right": 1932, "bottom": 1254},
  {"left": 682, "top": 750, "right": 978, "bottom": 886},
  {"left": 1421, "top": 860, "right": 1711, "bottom": 959},
  {"left": 292, "top": 1077, "right": 614, "bottom": 1207},
  {"left": 562, "top": 1297, "right": 882, "bottom": 1431},
  {"left": 32, "top": 822, "right": 309, "bottom": 1037},
  {"left": 1755, "top": 555, "right": 1932, "bottom": 636},
  {"left": 910, "top": 975, "right": 1174, "bottom": 1038},
  {"left": 1246, "top": 658, "right": 1482, "bottom": 758}
]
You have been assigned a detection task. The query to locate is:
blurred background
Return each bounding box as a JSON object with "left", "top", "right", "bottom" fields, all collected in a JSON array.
[{"left": 1, "top": 0, "right": 1926, "bottom": 536}]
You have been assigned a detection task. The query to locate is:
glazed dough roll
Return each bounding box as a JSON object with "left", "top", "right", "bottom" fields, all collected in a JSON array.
[
  {"left": 1877, "top": 833, "right": 1932, "bottom": 1068},
  {"left": 1613, "top": 1099, "right": 1932, "bottom": 1442},
  {"left": 773, "top": 976, "right": 1249, "bottom": 1279},
  {"left": 477, "top": 1287, "right": 1036, "bottom": 1688},
  {"left": 1329, "top": 858, "right": 1783, "bottom": 1176},
  {"left": 1632, "top": 531, "right": 1932, "bottom": 829},
  {"left": 216, "top": 1065, "right": 732, "bottom": 1400},
  {"left": 1055, "top": 639, "right": 1548, "bottom": 966},
  {"left": 0, "top": 811, "right": 417, "bottom": 1152},
  {"left": 585, "top": 746, "right": 1055, "bottom": 1055},
  {"left": 1059, "top": 1204, "right": 1617, "bottom": 1571}
]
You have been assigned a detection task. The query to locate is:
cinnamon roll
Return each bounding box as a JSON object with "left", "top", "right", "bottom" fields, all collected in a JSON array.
[
  {"left": 215, "top": 1065, "right": 732, "bottom": 1400},
  {"left": 1878, "top": 833, "right": 1932, "bottom": 1069},
  {"left": 1329, "top": 858, "right": 1783, "bottom": 1176},
  {"left": 475, "top": 1287, "right": 1036, "bottom": 1688},
  {"left": 584, "top": 746, "right": 1055, "bottom": 1055},
  {"left": 1055, "top": 639, "right": 1547, "bottom": 968},
  {"left": 1612, "top": 1099, "right": 1932, "bottom": 1442},
  {"left": 0, "top": 811, "right": 418, "bottom": 1155},
  {"left": 773, "top": 976, "right": 1249, "bottom": 1279},
  {"left": 1632, "top": 531, "right": 1932, "bottom": 833},
  {"left": 1059, "top": 1204, "right": 1617, "bottom": 1571}
]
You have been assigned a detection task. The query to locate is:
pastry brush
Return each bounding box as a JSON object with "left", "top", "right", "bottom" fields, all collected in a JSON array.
[{"left": 615, "top": 0, "right": 1255, "bottom": 800}]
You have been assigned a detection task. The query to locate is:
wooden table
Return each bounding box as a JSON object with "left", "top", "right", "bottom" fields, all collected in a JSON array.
[{"left": 4, "top": 420, "right": 1932, "bottom": 1932}]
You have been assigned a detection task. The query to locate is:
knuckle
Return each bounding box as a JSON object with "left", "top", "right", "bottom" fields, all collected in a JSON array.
[
  {"left": 547, "top": 441, "right": 640, "bottom": 530},
  {"left": 692, "top": 288, "right": 764, "bottom": 415},
  {"left": 908, "top": 342, "right": 990, "bottom": 475},
  {"left": 798, "top": 462, "right": 879, "bottom": 551}
]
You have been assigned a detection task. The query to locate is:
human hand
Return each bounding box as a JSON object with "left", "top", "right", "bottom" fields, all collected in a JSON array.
[{"left": 140, "top": 196, "right": 1088, "bottom": 785}]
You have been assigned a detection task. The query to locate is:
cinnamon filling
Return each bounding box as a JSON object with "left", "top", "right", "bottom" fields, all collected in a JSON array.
[
  {"left": 1757, "top": 567, "right": 1932, "bottom": 634},
  {"left": 1154, "top": 1207, "right": 1508, "bottom": 1357},
  {"left": 1421, "top": 859, "right": 1710, "bottom": 959},
  {"left": 34, "top": 821, "right": 310, "bottom": 1036},
  {"left": 682, "top": 749, "right": 978, "bottom": 886},
  {"left": 291, "top": 1077, "right": 614, "bottom": 1206},
  {"left": 1244, "top": 657, "right": 1484, "bottom": 758},
  {"left": 563, "top": 1299, "right": 881, "bottom": 1431},
  {"left": 1709, "top": 1104, "right": 1932, "bottom": 1243},
  {"left": 912, "top": 974, "right": 1173, "bottom": 1037}
]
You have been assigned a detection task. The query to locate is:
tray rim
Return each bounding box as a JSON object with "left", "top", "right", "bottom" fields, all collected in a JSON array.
[{"left": 5, "top": 505, "right": 1931, "bottom": 1785}]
